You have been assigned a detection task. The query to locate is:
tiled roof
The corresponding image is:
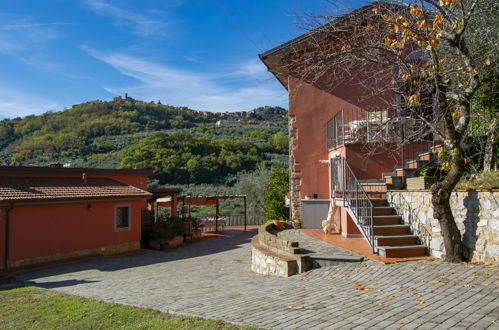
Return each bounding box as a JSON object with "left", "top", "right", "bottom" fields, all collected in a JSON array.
[
  {"left": 0, "top": 166, "right": 152, "bottom": 176},
  {"left": 0, "top": 177, "right": 152, "bottom": 204}
]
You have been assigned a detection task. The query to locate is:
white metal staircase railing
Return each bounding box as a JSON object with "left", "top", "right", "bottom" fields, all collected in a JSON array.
[{"left": 331, "top": 157, "right": 376, "bottom": 253}]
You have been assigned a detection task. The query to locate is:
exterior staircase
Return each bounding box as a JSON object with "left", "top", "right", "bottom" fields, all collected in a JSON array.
[
  {"left": 332, "top": 156, "right": 428, "bottom": 259},
  {"left": 350, "top": 144, "right": 444, "bottom": 257},
  {"left": 367, "top": 192, "right": 426, "bottom": 258},
  {"left": 361, "top": 143, "right": 444, "bottom": 190}
]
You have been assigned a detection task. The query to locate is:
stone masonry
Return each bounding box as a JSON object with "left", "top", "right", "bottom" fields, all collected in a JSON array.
[
  {"left": 251, "top": 223, "right": 312, "bottom": 276},
  {"left": 289, "top": 114, "right": 302, "bottom": 228},
  {"left": 387, "top": 190, "right": 499, "bottom": 264},
  {"left": 5, "top": 241, "right": 140, "bottom": 270}
]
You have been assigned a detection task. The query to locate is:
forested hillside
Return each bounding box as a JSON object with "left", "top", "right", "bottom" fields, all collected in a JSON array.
[{"left": 0, "top": 96, "right": 288, "bottom": 185}]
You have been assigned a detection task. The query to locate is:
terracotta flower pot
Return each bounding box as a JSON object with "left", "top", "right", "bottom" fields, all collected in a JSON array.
[
  {"left": 192, "top": 229, "right": 203, "bottom": 239},
  {"left": 272, "top": 220, "right": 286, "bottom": 230},
  {"left": 167, "top": 235, "right": 184, "bottom": 248}
]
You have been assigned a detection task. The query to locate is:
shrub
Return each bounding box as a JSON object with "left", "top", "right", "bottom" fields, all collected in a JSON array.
[
  {"left": 264, "top": 168, "right": 289, "bottom": 221},
  {"left": 150, "top": 216, "right": 184, "bottom": 240}
]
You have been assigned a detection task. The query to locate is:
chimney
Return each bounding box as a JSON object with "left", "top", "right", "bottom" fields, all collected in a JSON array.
[{"left": 82, "top": 173, "right": 87, "bottom": 184}]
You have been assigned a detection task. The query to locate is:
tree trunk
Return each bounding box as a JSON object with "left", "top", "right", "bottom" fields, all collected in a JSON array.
[
  {"left": 431, "top": 156, "right": 465, "bottom": 262},
  {"left": 483, "top": 117, "right": 497, "bottom": 171}
]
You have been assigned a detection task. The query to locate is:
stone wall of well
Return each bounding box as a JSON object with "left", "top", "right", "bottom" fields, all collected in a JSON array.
[
  {"left": 250, "top": 223, "right": 311, "bottom": 277},
  {"left": 251, "top": 236, "right": 297, "bottom": 277},
  {"left": 387, "top": 190, "right": 498, "bottom": 264}
]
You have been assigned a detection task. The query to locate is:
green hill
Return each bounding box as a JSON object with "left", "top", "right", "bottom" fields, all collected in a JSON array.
[{"left": 0, "top": 97, "right": 288, "bottom": 186}]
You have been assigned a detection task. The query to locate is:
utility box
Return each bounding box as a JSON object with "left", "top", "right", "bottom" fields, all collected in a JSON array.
[{"left": 301, "top": 199, "right": 330, "bottom": 229}]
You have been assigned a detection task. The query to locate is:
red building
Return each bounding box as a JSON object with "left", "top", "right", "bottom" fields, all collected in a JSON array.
[
  {"left": 0, "top": 166, "right": 152, "bottom": 270},
  {"left": 260, "top": 4, "right": 433, "bottom": 258}
]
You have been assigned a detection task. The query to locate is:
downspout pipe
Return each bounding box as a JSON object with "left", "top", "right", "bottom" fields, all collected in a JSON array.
[{"left": 4, "top": 204, "right": 13, "bottom": 271}]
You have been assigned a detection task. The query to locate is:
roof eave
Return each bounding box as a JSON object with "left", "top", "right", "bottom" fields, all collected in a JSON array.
[{"left": 0, "top": 194, "right": 152, "bottom": 206}]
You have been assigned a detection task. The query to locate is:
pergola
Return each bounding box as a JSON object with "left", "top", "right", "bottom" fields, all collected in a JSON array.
[
  {"left": 147, "top": 188, "right": 183, "bottom": 221},
  {"left": 177, "top": 195, "right": 248, "bottom": 232}
]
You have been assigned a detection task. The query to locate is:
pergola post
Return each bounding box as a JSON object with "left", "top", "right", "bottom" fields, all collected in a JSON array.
[
  {"left": 244, "top": 196, "right": 247, "bottom": 232},
  {"left": 154, "top": 201, "right": 158, "bottom": 223},
  {"left": 215, "top": 199, "right": 219, "bottom": 232}
]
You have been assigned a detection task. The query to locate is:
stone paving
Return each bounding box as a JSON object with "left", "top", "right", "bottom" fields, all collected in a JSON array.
[
  {"left": 277, "top": 229, "right": 362, "bottom": 258},
  {"left": 10, "top": 229, "right": 499, "bottom": 329}
]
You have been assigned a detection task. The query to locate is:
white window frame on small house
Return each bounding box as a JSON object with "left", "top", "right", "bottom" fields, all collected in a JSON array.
[{"left": 114, "top": 204, "right": 131, "bottom": 231}]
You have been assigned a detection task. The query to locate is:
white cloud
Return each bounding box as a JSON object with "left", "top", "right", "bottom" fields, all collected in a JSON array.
[
  {"left": 0, "top": 15, "right": 60, "bottom": 53},
  {"left": 84, "top": 0, "right": 172, "bottom": 37},
  {"left": 82, "top": 47, "right": 287, "bottom": 111},
  {"left": 0, "top": 86, "right": 60, "bottom": 119},
  {"left": 0, "top": 13, "right": 67, "bottom": 69}
]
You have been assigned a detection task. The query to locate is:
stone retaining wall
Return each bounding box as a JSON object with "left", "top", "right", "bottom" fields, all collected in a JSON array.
[
  {"left": 4, "top": 241, "right": 140, "bottom": 270},
  {"left": 251, "top": 223, "right": 311, "bottom": 277},
  {"left": 257, "top": 223, "right": 300, "bottom": 254},
  {"left": 251, "top": 236, "right": 297, "bottom": 277},
  {"left": 387, "top": 190, "right": 498, "bottom": 264}
]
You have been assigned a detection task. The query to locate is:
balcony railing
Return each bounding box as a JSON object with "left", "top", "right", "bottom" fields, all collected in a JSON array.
[{"left": 326, "top": 108, "right": 428, "bottom": 150}]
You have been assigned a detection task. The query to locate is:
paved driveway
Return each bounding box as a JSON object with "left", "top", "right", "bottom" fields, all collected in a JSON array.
[{"left": 13, "top": 229, "right": 499, "bottom": 329}]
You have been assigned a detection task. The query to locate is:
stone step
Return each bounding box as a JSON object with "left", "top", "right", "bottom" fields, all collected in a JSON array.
[
  {"left": 359, "top": 180, "right": 388, "bottom": 192},
  {"left": 365, "top": 192, "right": 387, "bottom": 199},
  {"left": 369, "top": 198, "right": 388, "bottom": 206},
  {"left": 383, "top": 175, "right": 404, "bottom": 189},
  {"left": 394, "top": 167, "right": 418, "bottom": 178},
  {"left": 373, "top": 206, "right": 396, "bottom": 216},
  {"left": 406, "top": 159, "right": 429, "bottom": 169},
  {"left": 418, "top": 151, "right": 432, "bottom": 161},
  {"left": 373, "top": 215, "right": 403, "bottom": 225},
  {"left": 376, "top": 235, "right": 418, "bottom": 246},
  {"left": 310, "top": 254, "right": 364, "bottom": 268},
  {"left": 350, "top": 198, "right": 388, "bottom": 208},
  {"left": 378, "top": 245, "right": 427, "bottom": 258},
  {"left": 373, "top": 224, "right": 410, "bottom": 236},
  {"left": 430, "top": 144, "right": 444, "bottom": 153}
]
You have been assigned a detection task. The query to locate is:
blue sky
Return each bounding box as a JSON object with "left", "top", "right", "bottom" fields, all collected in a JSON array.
[{"left": 0, "top": 0, "right": 340, "bottom": 119}]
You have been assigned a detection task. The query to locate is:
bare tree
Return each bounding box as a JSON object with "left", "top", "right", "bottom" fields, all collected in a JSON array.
[{"left": 278, "top": 0, "right": 497, "bottom": 261}]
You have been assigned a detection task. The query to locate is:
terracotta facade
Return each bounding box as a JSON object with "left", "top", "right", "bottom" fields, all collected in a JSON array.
[{"left": 0, "top": 167, "right": 151, "bottom": 270}]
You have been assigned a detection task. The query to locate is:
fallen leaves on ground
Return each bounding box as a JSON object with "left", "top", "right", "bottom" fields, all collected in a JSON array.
[{"left": 354, "top": 283, "right": 374, "bottom": 291}]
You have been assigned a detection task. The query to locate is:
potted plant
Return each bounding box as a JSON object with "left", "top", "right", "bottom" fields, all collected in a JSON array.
[
  {"left": 189, "top": 217, "right": 203, "bottom": 239},
  {"left": 165, "top": 216, "right": 184, "bottom": 248},
  {"left": 149, "top": 217, "right": 185, "bottom": 250}
]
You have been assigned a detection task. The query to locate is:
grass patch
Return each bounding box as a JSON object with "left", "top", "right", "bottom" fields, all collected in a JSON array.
[
  {"left": 0, "top": 286, "right": 259, "bottom": 329},
  {"left": 456, "top": 170, "right": 499, "bottom": 190}
]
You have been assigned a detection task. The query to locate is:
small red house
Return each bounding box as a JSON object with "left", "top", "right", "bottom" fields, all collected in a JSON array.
[
  {"left": 0, "top": 166, "right": 152, "bottom": 270},
  {"left": 260, "top": 4, "right": 433, "bottom": 258}
]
